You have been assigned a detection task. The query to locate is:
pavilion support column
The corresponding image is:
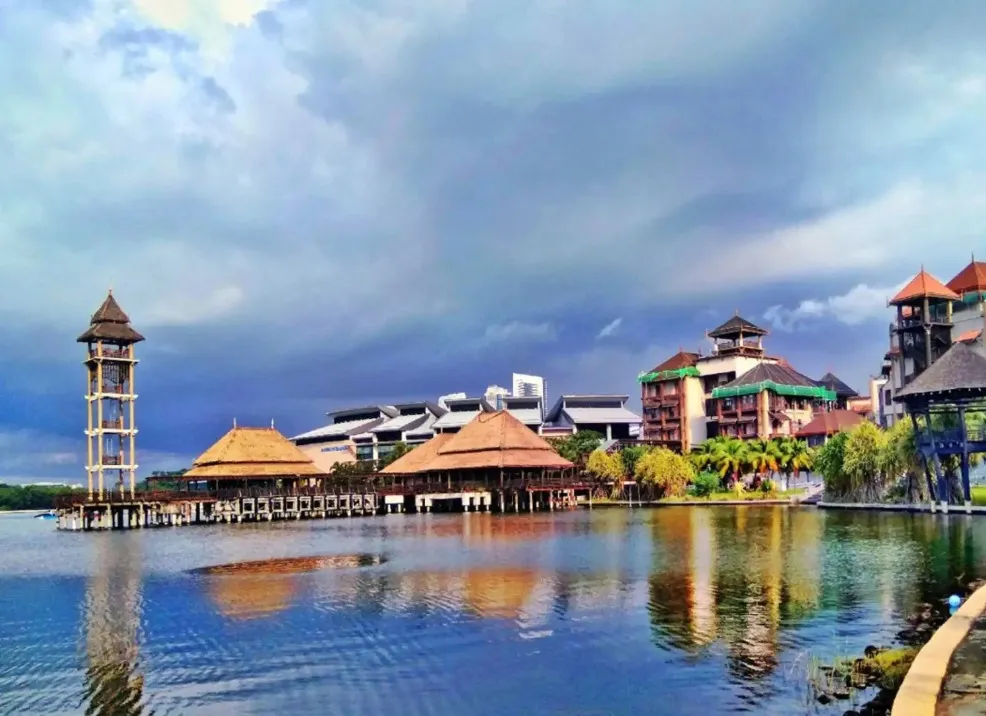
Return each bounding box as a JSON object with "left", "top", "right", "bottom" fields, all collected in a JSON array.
[
  {"left": 960, "top": 406, "right": 972, "bottom": 513},
  {"left": 910, "top": 413, "right": 936, "bottom": 508}
]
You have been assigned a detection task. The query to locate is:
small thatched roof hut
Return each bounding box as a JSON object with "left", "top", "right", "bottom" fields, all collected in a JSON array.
[
  {"left": 419, "top": 410, "right": 574, "bottom": 472},
  {"left": 379, "top": 432, "right": 454, "bottom": 475},
  {"left": 183, "top": 426, "right": 326, "bottom": 480}
]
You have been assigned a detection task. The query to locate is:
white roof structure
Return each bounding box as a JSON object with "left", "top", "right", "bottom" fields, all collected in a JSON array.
[
  {"left": 502, "top": 396, "right": 543, "bottom": 426},
  {"left": 544, "top": 395, "right": 641, "bottom": 427},
  {"left": 371, "top": 413, "right": 430, "bottom": 434},
  {"left": 561, "top": 407, "right": 641, "bottom": 424},
  {"left": 432, "top": 410, "right": 479, "bottom": 431},
  {"left": 290, "top": 417, "right": 383, "bottom": 442}
]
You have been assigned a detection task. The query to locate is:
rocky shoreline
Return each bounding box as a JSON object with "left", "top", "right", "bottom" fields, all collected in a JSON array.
[{"left": 810, "top": 579, "right": 986, "bottom": 715}]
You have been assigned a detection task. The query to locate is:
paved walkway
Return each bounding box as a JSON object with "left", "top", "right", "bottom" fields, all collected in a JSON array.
[{"left": 938, "top": 615, "right": 986, "bottom": 715}]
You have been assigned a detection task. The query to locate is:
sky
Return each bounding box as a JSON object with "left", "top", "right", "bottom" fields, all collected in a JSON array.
[{"left": 2, "top": 0, "right": 986, "bottom": 482}]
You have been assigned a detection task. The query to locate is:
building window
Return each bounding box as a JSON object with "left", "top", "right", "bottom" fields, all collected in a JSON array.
[
  {"left": 741, "top": 395, "right": 756, "bottom": 408},
  {"left": 355, "top": 445, "right": 374, "bottom": 461},
  {"left": 723, "top": 398, "right": 734, "bottom": 410}
]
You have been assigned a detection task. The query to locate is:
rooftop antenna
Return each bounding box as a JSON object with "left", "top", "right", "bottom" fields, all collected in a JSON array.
[
  {"left": 233, "top": 417, "right": 237, "bottom": 428},
  {"left": 271, "top": 418, "right": 275, "bottom": 429}
]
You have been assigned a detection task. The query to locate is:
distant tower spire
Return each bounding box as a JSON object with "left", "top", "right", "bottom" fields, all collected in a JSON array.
[
  {"left": 233, "top": 417, "right": 237, "bottom": 428},
  {"left": 271, "top": 418, "right": 275, "bottom": 429},
  {"left": 78, "top": 290, "right": 144, "bottom": 501}
]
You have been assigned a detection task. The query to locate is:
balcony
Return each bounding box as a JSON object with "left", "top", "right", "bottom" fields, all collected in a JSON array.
[
  {"left": 100, "top": 456, "right": 123, "bottom": 466},
  {"left": 88, "top": 347, "right": 133, "bottom": 360},
  {"left": 101, "top": 419, "right": 125, "bottom": 430}
]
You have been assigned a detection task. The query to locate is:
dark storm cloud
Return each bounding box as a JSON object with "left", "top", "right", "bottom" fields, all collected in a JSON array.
[{"left": 3, "top": 0, "right": 986, "bottom": 477}]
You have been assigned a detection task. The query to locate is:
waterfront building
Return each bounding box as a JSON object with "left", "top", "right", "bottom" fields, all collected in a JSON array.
[
  {"left": 794, "top": 409, "right": 864, "bottom": 448},
  {"left": 291, "top": 405, "right": 397, "bottom": 471},
  {"left": 816, "top": 372, "right": 858, "bottom": 409},
  {"left": 882, "top": 268, "right": 959, "bottom": 425},
  {"left": 710, "top": 362, "right": 833, "bottom": 439},
  {"left": 356, "top": 401, "right": 447, "bottom": 461},
  {"left": 640, "top": 313, "right": 831, "bottom": 451},
  {"left": 542, "top": 394, "right": 641, "bottom": 441},
  {"left": 378, "top": 410, "right": 578, "bottom": 511},
  {"left": 78, "top": 290, "right": 144, "bottom": 500},
  {"left": 183, "top": 425, "right": 326, "bottom": 491},
  {"left": 895, "top": 340, "right": 986, "bottom": 511},
  {"left": 432, "top": 396, "right": 495, "bottom": 433},
  {"left": 502, "top": 396, "right": 544, "bottom": 434}
]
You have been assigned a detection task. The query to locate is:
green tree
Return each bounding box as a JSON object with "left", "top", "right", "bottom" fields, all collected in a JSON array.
[
  {"left": 619, "top": 445, "right": 648, "bottom": 478},
  {"left": 882, "top": 419, "right": 927, "bottom": 503},
  {"left": 587, "top": 450, "right": 624, "bottom": 481},
  {"left": 634, "top": 447, "right": 695, "bottom": 498},
  {"left": 379, "top": 442, "right": 412, "bottom": 468},
  {"left": 842, "top": 422, "right": 888, "bottom": 502},
  {"left": 815, "top": 430, "right": 850, "bottom": 498},
  {"left": 549, "top": 431, "right": 605, "bottom": 469}
]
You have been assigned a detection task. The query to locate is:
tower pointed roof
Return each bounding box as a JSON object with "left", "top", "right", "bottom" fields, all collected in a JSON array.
[
  {"left": 182, "top": 426, "right": 326, "bottom": 479},
  {"left": 817, "top": 372, "right": 858, "bottom": 398},
  {"left": 889, "top": 269, "right": 959, "bottom": 306},
  {"left": 946, "top": 255, "right": 986, "bottom": 296},
  {"left": 77, "top": 290, "right": 145, "bottom": 343},
  {"left": 708, "top": 313, "right": 768, "bottom": 338}
]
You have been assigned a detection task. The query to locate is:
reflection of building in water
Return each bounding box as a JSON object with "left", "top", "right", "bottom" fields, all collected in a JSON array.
[
  {"left": 202, "top": 555, "right": 376, "bottom": 620},
  {"left": 83, "top": 538, "right": 146, "bottom": 716},
  {"left": 647, "top": 507, "right": 824, "bottom": 681},
  {"left": 309, "top": 567, "right": 554, "bottom": 624},
  {"left": 207, "top": 575, "right": 297, "bottom": 620}
]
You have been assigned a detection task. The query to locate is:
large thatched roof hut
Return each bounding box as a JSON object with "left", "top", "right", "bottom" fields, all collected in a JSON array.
[
  {"left": 379, "top": 432, "right": 455, "bottom": 475},
  {"left": 182, "top": 426, "right": 326, "bottom": 485},
  {"left": 423, "top": 410, "right": 574, "bottom": 471}
]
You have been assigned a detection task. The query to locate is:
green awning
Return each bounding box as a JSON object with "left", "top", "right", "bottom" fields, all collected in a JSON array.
[
  {"left": 711, "top": 381, "right": 837, "bottom": 400},
  {"left": 638, "top": 366, "right": 701, "bottom": 383}
]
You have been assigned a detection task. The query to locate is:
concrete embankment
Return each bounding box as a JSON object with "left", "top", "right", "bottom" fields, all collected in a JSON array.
[{"left": 892, "top": 583, "right": 986, "bottom": 715}]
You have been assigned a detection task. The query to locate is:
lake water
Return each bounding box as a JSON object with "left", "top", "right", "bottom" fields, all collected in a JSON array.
[{"left": 0, "top": 506, "right": 983, "bottom": 715}]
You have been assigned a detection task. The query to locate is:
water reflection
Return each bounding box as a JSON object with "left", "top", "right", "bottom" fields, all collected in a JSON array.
[
  {"left": 82, "top": 537, "right": 147, "bottom": 716},
  {"left": 647, "top": 507, "right": 986, "bottom": 686}
]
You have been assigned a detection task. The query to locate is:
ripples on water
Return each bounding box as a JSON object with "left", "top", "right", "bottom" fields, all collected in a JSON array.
[{"left": 0, "top": 507, "right": 982, "bottom": 715}]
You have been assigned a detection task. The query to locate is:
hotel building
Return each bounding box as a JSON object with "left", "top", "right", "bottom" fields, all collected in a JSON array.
[{"left": 639, "top": 314, "right": 839, "bottom": 452}]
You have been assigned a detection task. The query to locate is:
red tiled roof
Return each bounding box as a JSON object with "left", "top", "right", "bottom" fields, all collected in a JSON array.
[
  {"left": 795, "top": 410, "right": 864, "bottom": 437},
  {"left": 957, "top": 328, "right": 983, "bottom": 344},
  {"left": 890, "top": 269, "right": 959, "bottom": 306},
  {"left": 649, "top": 350, "right": 700, "bottom": 374},
  {"left": 947, "top": 259, "right": 986, "bottom": 295}
]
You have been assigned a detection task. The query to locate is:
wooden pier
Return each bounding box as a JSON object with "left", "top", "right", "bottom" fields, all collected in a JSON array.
[{"left": 55, "top": 485, "right": 580, "bottom": 531}]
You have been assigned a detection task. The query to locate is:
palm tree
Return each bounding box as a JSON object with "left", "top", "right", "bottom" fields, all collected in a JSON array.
[
  {"left": 746, "top": 439, "right": 779, "bottom": 485},
  {"left": 689, "top": 439, "right": 718, "bottom": 474},
  {"left": 710, "top": 437, "right": 750, "bottom": 485},
  {"left": 772, "top": 436, "right": 813, "bottom": 489}
]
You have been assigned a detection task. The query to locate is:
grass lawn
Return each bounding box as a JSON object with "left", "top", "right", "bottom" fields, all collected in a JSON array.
[
  {"left": 971, "top": 486, "right": 986, "bottom": 506},
  {"left": 661, "top": 488, "right": 806, "bottom": 504}
]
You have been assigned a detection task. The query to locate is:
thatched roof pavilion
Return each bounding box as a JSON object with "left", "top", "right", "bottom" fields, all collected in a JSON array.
[
  {"left": 421, "top": 410, "right": 574, "bottom": 472},
  {"left": 183, "top": 426, "right": 326, "bottom": 481},
  {"left": 379, "top": 432, "right": 455, "bottom": 475}
]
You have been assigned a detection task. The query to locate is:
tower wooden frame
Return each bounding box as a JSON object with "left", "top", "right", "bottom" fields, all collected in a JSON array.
[{"left": 78, "top": 291, "right": 144, "bottom": 500}]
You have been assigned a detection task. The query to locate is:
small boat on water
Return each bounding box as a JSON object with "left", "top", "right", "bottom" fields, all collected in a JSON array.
[{"left": 34, "top": 510, "right": 56, "bottom": 520}]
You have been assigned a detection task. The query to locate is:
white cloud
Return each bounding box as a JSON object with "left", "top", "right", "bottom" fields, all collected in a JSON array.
[
  {"left": 479, "top": 321, "right": 557, "bottom": 346},
  {"left": 763, "top": 280, "right": 908, "bottom": 332},
  {"left": 596, "top": 317, "right": 622, "bottom": 339}
]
